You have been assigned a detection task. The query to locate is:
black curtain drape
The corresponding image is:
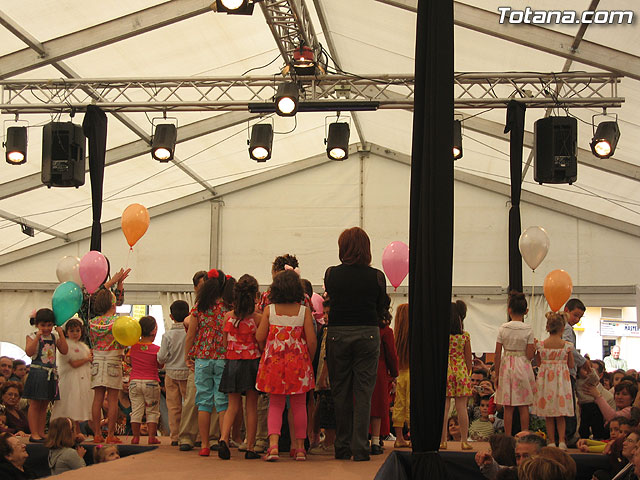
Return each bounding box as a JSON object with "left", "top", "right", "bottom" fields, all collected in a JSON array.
[
  {"left": 83, "top": 105, "right": 108, "bottom": 252},
  {"left": 504, "top": 100, "right": 526, "bottom": 293},
  {"left": 408, "top": 0, "right": 454, "bottom": 478}
]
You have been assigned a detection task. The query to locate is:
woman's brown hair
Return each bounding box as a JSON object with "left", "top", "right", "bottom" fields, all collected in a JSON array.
[
  {"left": 338, "top": 227, "right": 372, "bottom": 266},
  {"left": 394, "top": 304, "right": 410, "bottom": 370},
  {"left": 44, "top": 417, "right": 75, "bottom": 449}
]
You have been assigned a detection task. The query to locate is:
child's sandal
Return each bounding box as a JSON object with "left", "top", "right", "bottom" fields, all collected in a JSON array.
[
  {"left": 106, "top": 436, "right": 122, "bottom": 444},
  {"left": 295, "top": 449, "right": 307, "bottom": 461},
  {"left": 264, "top": 446, "right": 279, "bottom": 462}
]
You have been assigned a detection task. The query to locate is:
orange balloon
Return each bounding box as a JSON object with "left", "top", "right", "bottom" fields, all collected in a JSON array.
[
  {"left": 121, "top": 203, "right": 150, "bottom": 247},
  {"left": 543, "top": 269, "right": 573, "bottom": 312}
]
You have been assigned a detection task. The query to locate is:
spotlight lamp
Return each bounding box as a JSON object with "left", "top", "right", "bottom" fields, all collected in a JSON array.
[
  {"left": 151, "top": 124, "right": 177, "bottom": 162},
  {"left": 216, "top": 0, "right": 255, "bottom": 15},
  {"left": 275, "top": 82, "right": 299, "bottom": 117},
  {"left": 248, "top": 123, "right": 273, "bottom": 162},
  {"left": 590, "top": 121, "right": 620, "bottom": 159},
  {"left": 293, "top": 45, "right": 316, "bottom": 75},
  {"left": 453, "top": 119, "right": 463, "bottom": 160},
  {"left": 326, "top": 122, "right": 350, "bottom": 160},
  {"left": 5, "top": 126, "right": 27, "bottom": 165}
]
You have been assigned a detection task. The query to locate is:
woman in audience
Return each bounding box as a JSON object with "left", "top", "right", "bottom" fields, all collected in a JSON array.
[
  {"left": 0, "top": 383, "right": 28, "bottom": 436},
  {"left": 0, "top": 432, "right": 34, "bottom": 479},
  {"left": 583, "top": 380, "right": 637, "bottom": 425}
]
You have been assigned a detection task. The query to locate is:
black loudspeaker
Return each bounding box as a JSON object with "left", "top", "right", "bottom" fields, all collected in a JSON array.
[
  {"left": 534, "top": 116, "right": 577, "bottom": 185},
  {"left": 42, "top": 122, "right": 86, "bottom": 188}
]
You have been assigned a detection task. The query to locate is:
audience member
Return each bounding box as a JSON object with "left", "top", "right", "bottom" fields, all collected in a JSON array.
[
  {"left": 92, "top": 444, "right": 120, "bottom": 463},
  {"left": 475, "top": 433, "right": 545, "bottom": 479},
  {"left": 518, "top": 456, "right": 566, "bottom": 480},
  {"left": 0, "top": 357, "right": 13, "bottom": 381},
  {"left": 605, "top": 346, "right": 628, "bottom": 373},
  {"left": 45, "top": 417, "right": 86, "bottom": 475},
  {"left": 0, "top": 433, "right": 34, "bottom": 479},
  {"left": 8, "top": 362, "right": 26, "bottom": 383},
  {"left": 0, "top": 383, "right": 28, "bottom": 435}
]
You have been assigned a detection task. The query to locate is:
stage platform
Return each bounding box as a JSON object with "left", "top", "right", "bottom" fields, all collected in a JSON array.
[{"left": 22, "top": 438, "right": 610, "bottom": 479}]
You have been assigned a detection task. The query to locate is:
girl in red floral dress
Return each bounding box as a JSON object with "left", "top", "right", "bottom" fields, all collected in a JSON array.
[
  {"left": 255, "top": 270, "right": 317, "bottom": 461},
  {"left": 440, "top": 300, "right": 473, "bottom": 450}
]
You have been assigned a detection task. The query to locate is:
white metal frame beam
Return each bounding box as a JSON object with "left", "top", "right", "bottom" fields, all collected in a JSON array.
[{"left": 0, "top": 209, "right": 69, "bottom": 241}]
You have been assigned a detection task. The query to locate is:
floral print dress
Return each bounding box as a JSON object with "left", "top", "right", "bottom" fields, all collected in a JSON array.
[
  {"left": 446, "top": 332, "right": 472, "bottom": 397},
  {"left": 532, "top": 340, "right": 574, "bottom": 417},
  {"left": 495, "top": 321, "right": 537, "bottom": 406},
  {"left": 189, "top": 301, "right": 228, "bottom": 359},
  {"left": 255, "top": 304, "right": 315, "bottom": 395}
]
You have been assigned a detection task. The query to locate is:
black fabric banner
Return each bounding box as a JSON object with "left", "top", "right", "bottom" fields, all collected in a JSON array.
[
  {"left": 83, "top": 105, "right": 108, "bottom": 252},
  {"left": 408, "top": 0, "right": 454, "bottom": 478},
  {"left": 504, "top": 100, "right": 526, "bottom": 293}
]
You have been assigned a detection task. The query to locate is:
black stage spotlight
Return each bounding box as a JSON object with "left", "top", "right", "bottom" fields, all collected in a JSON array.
[
  {"left": 275, "top": 82, "right": 299, "bottom": 117},
  {"left": 216, "top": 0, "right": 254, "bottom": 15},
  {"left": 249, "top": 123, "right": 273, "bottom": 162},
  {"left": 590, "top": 121, "right": 620, "bottom": 159},
  {"left": 5, "top": 126, "right": 27, "bottom": 165},
  {"left": 326, "top": 122, "right": 350, "bottom": 160},
  {"left": 453, "top": 119, "right": 463, "bottom": 160},
  {"left": 152, "top": 124, "right": 177, "bottom": 162}
]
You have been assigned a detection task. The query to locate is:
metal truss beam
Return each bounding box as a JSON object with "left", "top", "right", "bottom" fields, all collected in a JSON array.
[
  {"left": 0, "top": 209, "right": 70, "bottom": 241},
  {"left": 0, "top": 1, "right": 213, "bottom": 80},
  {"left": 0, "top": 73, "right": 622, "bottom": 113},
  {"left": 0, "top": 111, "right": 257, "bottom": 202},
  {"left": 375, "top": 1, "right": 640, "bottom": 82}
]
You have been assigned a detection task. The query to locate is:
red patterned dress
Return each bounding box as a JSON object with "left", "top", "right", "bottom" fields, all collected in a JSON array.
[
  {"left": 446, "top": 331, "right": 472, "bottom": 397},
  {"left": 255, "top": 304, "right": 315, "bottom": 395}
]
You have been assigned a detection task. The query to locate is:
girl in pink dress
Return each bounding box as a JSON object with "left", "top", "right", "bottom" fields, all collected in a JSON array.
[
  {"left": 533, "top": 312, "right": 574, "bottom": 449},
  {"left": 255, "top": 270, "right": 317, "bottom": 461},
  {"left": 494, "top": 292, "right": 537, "bottom": 436}
]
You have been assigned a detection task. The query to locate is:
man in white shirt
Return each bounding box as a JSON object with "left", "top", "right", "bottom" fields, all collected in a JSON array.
[{"left": 604, "top": 345, "right": 628, "bottom": 372}]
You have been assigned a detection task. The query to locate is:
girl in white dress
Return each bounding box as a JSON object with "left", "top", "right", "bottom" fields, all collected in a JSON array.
[{"left": 51, "top": 318, "right": 93, "bottom": 434}]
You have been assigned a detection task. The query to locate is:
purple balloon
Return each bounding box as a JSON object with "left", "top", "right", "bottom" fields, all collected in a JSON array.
[
  {"left": 382, "top": 241, "right": 409, "bottom": 290},
  {"left": 79, "top": 251, "right": 108, "bottom": 294}
]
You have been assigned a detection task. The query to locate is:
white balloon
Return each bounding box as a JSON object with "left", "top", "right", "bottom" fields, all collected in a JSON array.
[
  {"left": 56, "top": 256, "right": 83, "bottom": 286},
  {"left": 519, "top": 226, "right": 550, "bottom": 271}
]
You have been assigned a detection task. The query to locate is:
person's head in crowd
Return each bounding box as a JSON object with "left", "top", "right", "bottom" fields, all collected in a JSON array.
[
  {"left": 518, "top": 456, "right": 566, "bottom": 480},
  {"left": 515, "top": 434, "right": 545, "bottom": 466},
  {"left": 479, "top": 379, "right": 495, "bottom": 396},
  {"left": 92, "top": 289, "right": 116, "bottom": 317},
  {"left": 612, "top": 369, "right": 626, "bottom": 388},
  {"left": 489, "top": 434, "right": 516, "bottom": 466},
  {"left": 592, "top": 359, "right": 605, "bottom": 377},
  {"left": 563, "top": 298, "right": 586, "bottom": 326},
  {"left": 170, "top": 300, "right": 189, "bottom": 323},
  {"left": 271, "top": 254, "right": 300, "bottom": 277},
  {"left": 611, "top": 345, "right": 622, "bottom": 359},
  {"left": 338, "top": 227, "right": 372, "bottom": 266},
  {"left": 602, "top": 372, "right": 612, "bottom": 390},
  {"left": 221, "top": 275, "right": 236, "bottom": 309},
  {"left": 0, "top": 382, "right": 22, "bottom": 413},
  {"left": 93, "top": 444, "right": 120, "bottom": 463},
  {"left": 507, "top": 291, "right": 527, "bottom": 318},
  {"left": 0, "top": 358, "right": 12, "bottom": 380},
  {"left": 394, "top": 303, "right": 410, "bottom": 370},
  {"left": 0, "top": 432, "right": 28, "bottom": 471},
  {"left": 471, "top": 369, "right": 488, "bottom": 388},
  {"left": 233, "top": 274, "right": 259, "bottom": 323},
  {"left": 478, "top": 396, "right": 491, "bottom": 420},
  {"left": 196, "top": 269, "right": 227, "bottom": 313},
  {"left": 44, "top": 417, "right": 75, "bottom": 449},
  {"left": 494, "top": 468, "right": 518, "bottom": 480},
  {"left": 10, "top": 361, "right": 26, "bottom": 382},
  {"left": 269, "top": 270, "right": 304, "bottom": 305},
  {"left": 614, "top": 381, "right": 637, "bottom": 410},
  {"left": 578, "top": 359, "right": 594, "bottom": 379},
  {"left": 450, "top": 300, "right": 467, "bottom": 336},
  {"left": 621, "top": 428, "right": 640, "bottom": 460},
  {"left": 545, "top": 311, "right": 567, "bottom": 335},
  {"left": 301, "top": 279, "right": 313, "bottom": 299},
  {"left": 610, "top": 416, "right": 632, "bottom": 441},
  {"left": 538, "top": 447, "right": 576, "bottom": 480},
  {"left": 378, "top": 292, "right": 392, "bottom": 327},
  {"left": 627, "top": 369, "right": 638, "bottom": 380},
  {"left": 63, "top": 318, "right": 84, "bottom": 343},
  {"left": 620, "top": 375, "right": 638, "bottom": 386},
  {"left": 192, "top": 270, "right": 208, "bottom": 293},
  {"left": 139, "top": 316, "right": 157, "bottom": 340},
  {"left": 447, "top": 416, "right": 461, "bottom": 441},
  {"left": 322, "top": 299, "right": 330, "bottom": 324}
]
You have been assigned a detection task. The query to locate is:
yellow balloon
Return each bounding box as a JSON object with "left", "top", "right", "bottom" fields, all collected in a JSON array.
[{"left": 112, "top": 316, "right": 142, "bottom": 347}]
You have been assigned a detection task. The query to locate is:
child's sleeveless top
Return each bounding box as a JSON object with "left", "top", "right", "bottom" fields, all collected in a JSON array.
[{"left": 224, "top": 315, "right": 260, "bottom": 360}]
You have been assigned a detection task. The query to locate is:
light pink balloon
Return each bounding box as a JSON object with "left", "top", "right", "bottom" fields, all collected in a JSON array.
[
  {"left": 311, "top": 293, "right": 325, "bottom": 322},
  {"left": 79, "top": 251, "right": 108, "bottom": 294},
  {"left": 382, "top": 241, "right": 409, "bottom": 290}
]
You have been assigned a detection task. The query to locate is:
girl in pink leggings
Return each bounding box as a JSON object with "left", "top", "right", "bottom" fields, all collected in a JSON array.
[{"left": 256, "top": 270, "right": 317, "bottom": 461}]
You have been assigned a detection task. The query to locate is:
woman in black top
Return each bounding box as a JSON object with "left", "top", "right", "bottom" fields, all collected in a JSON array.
[{"left": 324, "top": 227, "right": 387, "bottom": 461}]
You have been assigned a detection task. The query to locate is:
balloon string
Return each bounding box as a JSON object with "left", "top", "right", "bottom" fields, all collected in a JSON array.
[
  {"left": 126, "top": 247, "right": 132, "bottom": 270},
  {"left": 87, "top": 295, "right": 93, "bottom": 349},
  {"left": 531, "top": 271, "right": 535, "bottom": 332}
]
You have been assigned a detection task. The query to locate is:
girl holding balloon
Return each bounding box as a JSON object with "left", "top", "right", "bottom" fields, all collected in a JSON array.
[
  {"left": 23, "top": 308, "right": 69, "bottom": 442},
  {"left": 88, "top": 289, "right": 126, "bottom": 444}
]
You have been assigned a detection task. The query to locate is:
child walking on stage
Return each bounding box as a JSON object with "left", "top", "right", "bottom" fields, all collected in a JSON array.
[
  {"left": 256, "top": 270, "right": 317, "bottom": 461},
  {"left": 533, "top": 312, "right": 574, "bottom": 449},
  {"left": 218, "top": 274, "right": 262, "bottom": 460},
  {"left": 494, "top": 292, "right": 537, "bottom": 436},
  {"left": 129, "top": 316, "right": 163, "bottom": 445},
  {"left": 24, "top": 308, "right": 69, "bottom": 442},
  {"left": 440, "top": 300, "right": 473, "bottom": 450}
]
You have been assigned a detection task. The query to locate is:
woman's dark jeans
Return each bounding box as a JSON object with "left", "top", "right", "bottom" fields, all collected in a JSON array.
[{"left": 327, "top": 325, "right": 380, "bottom": 460}]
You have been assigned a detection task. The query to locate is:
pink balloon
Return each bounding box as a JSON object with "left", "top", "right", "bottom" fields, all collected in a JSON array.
[
  {"left": 79, "top": 251, "right": 108, "bottom": 294},
  {"left": 311, "top": 293, "right": 325, "bottom": 322},
  {"left": 382, "top": 241, "right": 409, "bottom": 290}
]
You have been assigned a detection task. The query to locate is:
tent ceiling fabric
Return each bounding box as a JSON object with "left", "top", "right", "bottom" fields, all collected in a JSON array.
[{"left": 0, "top": 0, "right": 639, "bottom": 258}]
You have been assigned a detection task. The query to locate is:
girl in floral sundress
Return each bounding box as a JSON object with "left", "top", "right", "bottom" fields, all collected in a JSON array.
[
  {"left": 255, "top": 269, "right": 317, "bottom": 461},
  {"left": 440, "top": 300, "right": 472, "bottom": 450},
  {"left": 494, "top": 292, "right": 536, "bottom": 436},
  {"left": 532, "top": 312, "right": 574, "bottom": 449}
]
